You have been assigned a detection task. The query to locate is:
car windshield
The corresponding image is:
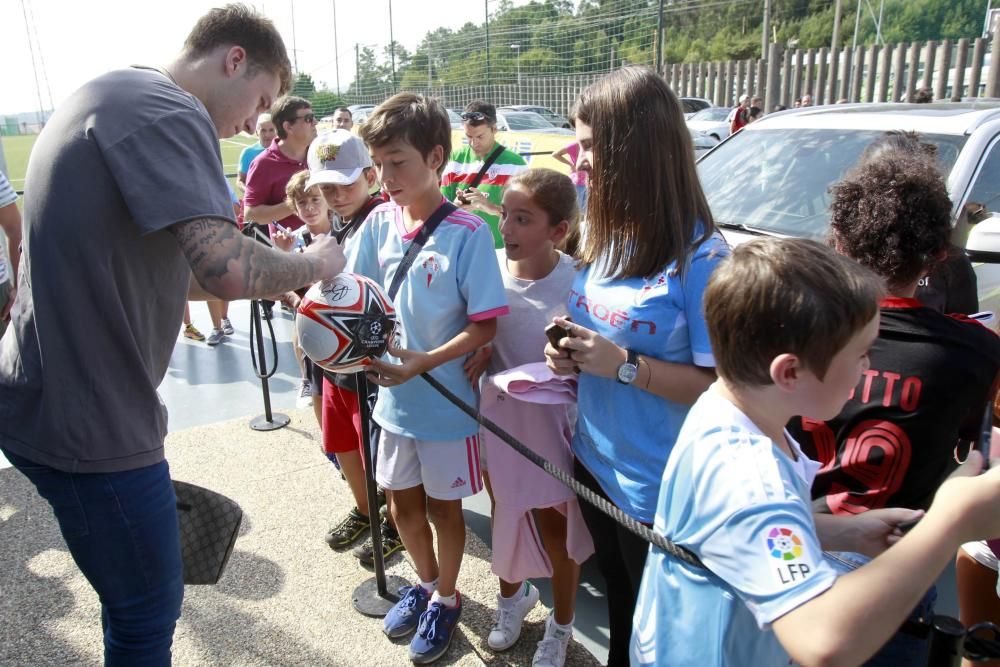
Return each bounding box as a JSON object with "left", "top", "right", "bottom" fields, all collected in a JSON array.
[
  {"left": 690, "top": 107, "right": 730, "bottom": 122},
  {"left": 503, "top": 112, "right": 556, "bottom": 130},
  {"left": 698, "top": 128, "right": 967, "bottom": 239}
]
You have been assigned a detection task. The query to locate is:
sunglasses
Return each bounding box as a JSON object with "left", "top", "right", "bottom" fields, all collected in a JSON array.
[
  {"left": 461, "top": 111, "right": 492, "bottom": 122},
  {"left": 293, "top": 113, "right": 316, "bottom": 124}
]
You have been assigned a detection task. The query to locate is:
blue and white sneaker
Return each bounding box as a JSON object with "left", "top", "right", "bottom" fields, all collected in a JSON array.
[
  {"left": 408, "top": 592, "right": 462, "bottom": 664},
  {"left": 383, "top": 585, "right": 430, "bottom": 638}
]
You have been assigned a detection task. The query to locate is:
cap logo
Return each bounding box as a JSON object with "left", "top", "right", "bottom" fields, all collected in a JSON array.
[{"left": 317, "top": 144, "right": 340, "bottom": 162}]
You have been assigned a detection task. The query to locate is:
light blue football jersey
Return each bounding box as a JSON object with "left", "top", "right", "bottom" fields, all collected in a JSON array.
[
  {"left": 631, "top": 388, "right": 837, "bottom": 666},
  {"left": 347, "top": 199, "right": 508, "bottom": 440}
]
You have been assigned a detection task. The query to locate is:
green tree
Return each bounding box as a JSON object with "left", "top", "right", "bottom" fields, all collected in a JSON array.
[{"left": 291, "top": 73, "right": 316, "bottom": 99}]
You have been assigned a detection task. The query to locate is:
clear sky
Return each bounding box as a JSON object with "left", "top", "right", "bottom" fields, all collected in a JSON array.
[{"left": 3, "top": 0, "right": 500, "bottom": 116}]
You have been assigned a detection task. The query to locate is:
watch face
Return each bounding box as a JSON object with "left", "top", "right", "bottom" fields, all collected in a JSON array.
[{"left": 617, "top": 362, "right": 639, "bottom": 384}]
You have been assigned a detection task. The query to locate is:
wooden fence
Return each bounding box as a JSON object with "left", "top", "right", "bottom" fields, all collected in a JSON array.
[{"left": 344, "top": 32, "right": 1000, "bottom": 116}]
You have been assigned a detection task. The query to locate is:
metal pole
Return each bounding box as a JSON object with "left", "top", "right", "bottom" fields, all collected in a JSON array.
[
  {"left": 290, "top": 0, "right": 298, "bottom": 73},
  {"left": 388, "top": 0, "right": 397, "bottom": 93},
  {"left": 985, "top": 0, "right": 994, "bottom": 39},
  {"left": 355, "top": 43, "right": 360, "bottom": 95},
  {"left": 485, "top": 0, "right": 491, "bottom": 92},
  {"left": 656, "top": 0, "right": 665, "bottom": 75},
  {"left": 762, "top": 0, "right": 771, "bottom": 61},
  {"left": 333, "top": 0, "right": 340, "bottom": 93},
  {"left": 831, "top": 0, "right": 844, "bottom": 52}
]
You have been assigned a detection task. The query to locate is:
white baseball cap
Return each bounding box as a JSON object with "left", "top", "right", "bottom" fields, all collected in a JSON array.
[{"left": 306, "top": 130, "right": 373, "bottom": 188}]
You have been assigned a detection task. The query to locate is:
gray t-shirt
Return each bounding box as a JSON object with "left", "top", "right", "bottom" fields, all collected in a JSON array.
[
  {"left": 489, "top": 250, "right": 576, "bottom": 373},
  {"left": 0, "top": 67, "right": 234, "bottom": 473}
]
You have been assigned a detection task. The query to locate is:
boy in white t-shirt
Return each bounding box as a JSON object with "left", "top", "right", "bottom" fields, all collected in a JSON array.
[
  {"left": 632, "top": 237, "right": 1000, "bottom": 666},
  {"left": 350, "top": 93, "right": 508, "bottom": 664}
]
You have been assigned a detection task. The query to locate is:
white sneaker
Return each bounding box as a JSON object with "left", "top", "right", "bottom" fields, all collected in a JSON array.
[
  {"left": 295, "top": 379, "right": 313, "bottom": 408},
  {"left": 531, "top": 613, "right": 572, "bottom": 667},
  {"left": 487, "top": 582, "right": 540, "bottom": 651},
  {"left": 221, "top": 317, "right": 234, "bottom": 335}
]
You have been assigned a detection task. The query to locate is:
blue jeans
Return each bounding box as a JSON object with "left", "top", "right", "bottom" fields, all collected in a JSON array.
[
  {"left": 3, "top": 448, "right": 184, "bottom": 666},
  {"left": 826, "top": 551, "right": 936, "bottom": 667}
]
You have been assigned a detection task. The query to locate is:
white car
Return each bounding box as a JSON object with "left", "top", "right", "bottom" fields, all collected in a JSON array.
[
  {"left": 696, "top": 101, "right": 1000, "bottom": 314},
  {"left": 686, "top": 106, "right": 732, "bottom": 141}
]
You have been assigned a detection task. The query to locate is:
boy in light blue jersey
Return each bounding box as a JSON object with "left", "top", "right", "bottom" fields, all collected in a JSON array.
[
  {"left": 632, "top": 238, "right": 1000, "bottom": 667},
  {"left": 351, "top": 93, "right": 508, "bottom": 665}
]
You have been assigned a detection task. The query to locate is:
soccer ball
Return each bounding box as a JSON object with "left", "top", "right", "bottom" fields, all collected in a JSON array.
[{"left": 295, "top": 273, "right": 396, "bottom": 373}]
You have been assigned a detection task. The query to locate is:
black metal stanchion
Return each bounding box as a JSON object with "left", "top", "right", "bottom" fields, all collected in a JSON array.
[
  {"left": 352, "top": 372, "right": 407, "bottom": 616},
  {"left": 925, "top": 615, "right": 966, "bottom": 667},
  {"left": 248, "top": 297, "right": 290, "bottom": 432}
]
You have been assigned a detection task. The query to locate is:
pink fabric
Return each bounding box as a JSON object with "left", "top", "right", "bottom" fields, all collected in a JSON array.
[
  {"left": 562, "top": 142, "right": 588, "bottom": 186},
  {"left": 481, "top": 363, "right": 594, "bottom": 582}
]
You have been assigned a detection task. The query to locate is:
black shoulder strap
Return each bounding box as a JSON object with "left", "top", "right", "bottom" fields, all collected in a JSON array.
[
  {"left": 469, "top": 144, "right": 507, "bottom": 189},
  {"left": 387, "top": 201, "right": 458, "bottom": 301}
]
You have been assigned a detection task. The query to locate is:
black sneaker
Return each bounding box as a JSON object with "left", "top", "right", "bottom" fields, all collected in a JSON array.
[
  {"left": 354, "top": 520, "right": 405, "bottom": 566},
  {"left": 325, "top": 508, "right": 371, "bottom": 551}
]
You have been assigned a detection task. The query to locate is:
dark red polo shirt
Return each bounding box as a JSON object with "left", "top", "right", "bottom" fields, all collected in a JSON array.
[{"left": 243, "top": 138, "right": 307, "bottom": 232}]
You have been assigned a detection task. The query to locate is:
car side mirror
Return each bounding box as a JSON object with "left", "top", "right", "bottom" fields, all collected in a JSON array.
[{"left": 966, "top": 214, "right": 1000, "bottom": 263}]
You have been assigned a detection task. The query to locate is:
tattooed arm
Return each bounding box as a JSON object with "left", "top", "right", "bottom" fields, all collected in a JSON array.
[{"left": 168, "top": 217, "right": 345, "bottom": 301}]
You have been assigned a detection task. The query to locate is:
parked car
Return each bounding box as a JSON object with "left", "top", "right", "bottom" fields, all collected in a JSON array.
[
  {"left": 690, "top": 129, "right": 719, "bottom": 159},
  {"left": 697, "top": 101, "right": 1000, "bottom": 314},
  {"left": 499, "top": 105, "right": 572, "bottom": 128},
  {"left": 686, "top": 106, "right": 732, "bottom": 141},
  {"left": 496, "top": 111, "right": 575, "bottom": 135},
  {"left": 680, "top": 96, "right": 713, "bottom": 119},
  {"left": 446, "top": 108, "right": 464, "bottom": 129}
]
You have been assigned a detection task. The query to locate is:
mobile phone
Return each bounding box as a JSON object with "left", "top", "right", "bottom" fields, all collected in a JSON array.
[
  {"left": 545, "top": 318, "right": 572, "bottom": 350},
  {"left": 456, "top": 189, "right": 471, "bottom": 205},
  {"left": 975, "top": 401, "right": 993, "bottom": 470}
]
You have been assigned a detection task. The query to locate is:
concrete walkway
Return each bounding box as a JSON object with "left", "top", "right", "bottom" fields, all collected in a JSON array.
[{"left": 0, "top": 407, "right": 601, "bottom": 667}]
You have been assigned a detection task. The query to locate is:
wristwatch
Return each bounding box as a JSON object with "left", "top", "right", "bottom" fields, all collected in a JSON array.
[{"left": 617, "top": 349, "right": 640, "bottom": 385}]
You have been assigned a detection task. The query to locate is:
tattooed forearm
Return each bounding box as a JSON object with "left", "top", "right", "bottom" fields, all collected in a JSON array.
[{"left": 169, "top": 218, "right": 325, "bottom": 300}]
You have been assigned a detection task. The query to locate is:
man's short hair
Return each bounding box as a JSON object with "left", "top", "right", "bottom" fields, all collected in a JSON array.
[
  {"left": 912, "top": 87, "right": 934, "bottom": 103},
  {"left": 705, "top": 238, "right": 882, "bottom": 387},
  {"left": 829, "top": 147, "right": 952, "bottom": 291},
  {"left": 463, "top": 100, "right": 497, "bottom": 127},
  {"left": 256, "top": 112, "right": 273, "bottom": 130},
  {"left": 270, "top": 96, "right": 311, "bottom": 140},
  {"left": 333, "top": 107, "right": 352, "bottom": 118},
  {"left": 361, "top": 93, "right": 452, "bottom": 176},
  {"left": 183, "top": 4, "right": 292, "bottom": 95}
]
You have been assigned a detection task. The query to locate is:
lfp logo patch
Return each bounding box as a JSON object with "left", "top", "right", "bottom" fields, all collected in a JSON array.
[
  {"left": 767, "top": 527, "right": 803, "bottom": 561},
  {"left": 765, "top": 526, "right": 813, "bottom": 586}
]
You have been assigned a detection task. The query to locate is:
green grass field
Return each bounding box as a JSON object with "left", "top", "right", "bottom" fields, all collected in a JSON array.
[{"left": 2, "top": 133, "right": 258, "bottom": 194}]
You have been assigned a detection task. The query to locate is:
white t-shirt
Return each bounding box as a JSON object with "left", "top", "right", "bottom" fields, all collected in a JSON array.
[{"left": 489, "top": 250, "right": 576, "bottom": 373}]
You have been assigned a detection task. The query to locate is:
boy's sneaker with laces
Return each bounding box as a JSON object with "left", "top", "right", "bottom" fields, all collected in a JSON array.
[
  {"left": 183, "top": 323, "right": 205, "bottom": 341},
  {"left": 354, "top": 519, "right": 405, "bottom": 565},
  {"left": 409, "top": 592, "right": 462, "bottom": 664},
  {"left": 383, "top": 585, "right": 431, "bottom": 638},
  {"left": 487, "top": 581, "right": 540, "bottom": 650},
  {"left": 206, "top": 328, "right": 226, "bottom": 346},
  {"left": 324, "top": 507, "right": 371, "bottom": 551},
  {"left": 531, "top": 613, "right": 572, "bottom": 667},
  {"left": 296, "top": 379, "right": 312, "bottom": 408},
  {"left": 221, "top": 317, "right": 234, "bottom": 335}
]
